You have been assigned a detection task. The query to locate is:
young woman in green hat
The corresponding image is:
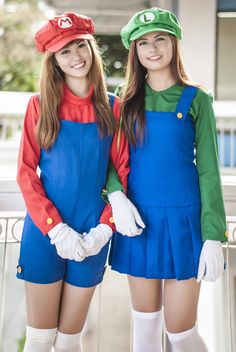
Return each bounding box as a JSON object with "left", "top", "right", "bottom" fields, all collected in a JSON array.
[{"left": 107, "top": 7, "right": 227, "bottom": 352}]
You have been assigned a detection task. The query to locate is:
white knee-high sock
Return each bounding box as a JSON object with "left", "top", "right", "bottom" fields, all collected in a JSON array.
[
  {"left": 23, "top": 326, "right": 57, "bottom": 352},
  {"left": 132, "top": 308, "right": 164, "bottom": 352},
  {"left": 167, "top": 325, "right": 208, "bottom": 352},
  {"left": 53, "top": 331, "right": 82, "bottom": 352}
]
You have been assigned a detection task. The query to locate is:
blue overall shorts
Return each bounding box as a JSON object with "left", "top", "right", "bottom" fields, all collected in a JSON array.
[
  {"left": 17, "top": 95, "right": 115, "bottom": 287},
  {"left": 110, "top": 86, "right": 203, "bottom": 280}
]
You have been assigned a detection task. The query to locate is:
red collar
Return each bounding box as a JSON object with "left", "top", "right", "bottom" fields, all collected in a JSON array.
[{"left": 63, "top": 83, "right": 94, "bottom": 105}]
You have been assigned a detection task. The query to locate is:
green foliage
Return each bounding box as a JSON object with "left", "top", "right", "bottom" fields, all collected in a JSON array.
[
  {"left": 17, "top": 333, "right": 25, "bottom": 352},
  {"left": 96, "top": 34, "right": 127, "bottom": 77},
  {"left": 0, "top": 0, "right": 45, "bottom": 92}
]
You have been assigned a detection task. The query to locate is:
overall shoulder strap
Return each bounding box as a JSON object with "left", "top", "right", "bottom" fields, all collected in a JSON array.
[
  {"left": 175, "top": 86, "right": 198, "bottom": 120},
  {"left": 107, "top": 92, "right": 116, "bottom": 109}
]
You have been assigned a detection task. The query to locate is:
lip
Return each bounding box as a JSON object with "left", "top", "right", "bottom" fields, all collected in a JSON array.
[
  {"left": 148, "top": 55, "right": 162, "bottom": 61},
  {"left": 71, "top": 61, "right": 86, "bottom": 69}
]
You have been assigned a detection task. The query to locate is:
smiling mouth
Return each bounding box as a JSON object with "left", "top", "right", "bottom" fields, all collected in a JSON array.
[
  {"left": 71, "top": 61, "right": 86, "bottom": 69},
  {"left": 148, "top": 56, "right": 162, "bottom": 61}
]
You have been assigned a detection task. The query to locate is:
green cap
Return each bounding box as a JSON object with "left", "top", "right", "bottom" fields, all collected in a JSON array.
[{"left": 121, "top": 7, "right": 182, "bottom": 49}]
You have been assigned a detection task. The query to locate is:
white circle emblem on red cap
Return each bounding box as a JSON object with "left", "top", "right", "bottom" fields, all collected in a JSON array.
[
  {"left": 139, "top": 12, "right": 155, "bottom": 23},
  {"left": 58, "top": 17, "right": 73, "bottom": 28}
]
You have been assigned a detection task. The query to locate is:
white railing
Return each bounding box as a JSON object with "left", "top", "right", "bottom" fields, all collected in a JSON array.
[{"left": 1, "top": 96, "right": 236, "bottom": 171}]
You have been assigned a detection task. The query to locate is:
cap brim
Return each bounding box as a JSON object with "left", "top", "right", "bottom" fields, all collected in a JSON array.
[
  {"left": 47, "top": 33, "right": 95, "bottom": 53},
  {"left": 130, "top": 27, "right": 176, "bottom": 42}
]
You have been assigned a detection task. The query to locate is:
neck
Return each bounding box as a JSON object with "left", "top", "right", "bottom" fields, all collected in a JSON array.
[
  {"left": 147, "top": 67, "right": 176, "bottom": 92},
  {"left": 65, "top": 76, "right": 90, "bottom": 97}
]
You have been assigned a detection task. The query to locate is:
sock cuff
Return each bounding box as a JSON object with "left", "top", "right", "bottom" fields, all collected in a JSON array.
[
  {"left": 132, "top": 307, "right": 163, "bottom": 320},
  {"left": 54, "top": 331, "right": 82, "bottom": 349},
  {"left": 166, "top": 324, "right": 197, "bottom": 342},
  {"left": 26, "top": 326, "right": 57, "bottom": 342}
]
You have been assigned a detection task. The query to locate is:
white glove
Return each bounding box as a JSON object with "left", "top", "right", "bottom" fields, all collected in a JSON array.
[
  {"left": 197, "top": 240, "right": 225, "bottom": 282},
  {"left": 108, "top": 191, "right": 145, "bottom": 236},
  {"left": 48, "top": 222, "right": 86, "bottom": 262},
  {"left": 81, "top": 224, "right": 112, "bottom": 256}
]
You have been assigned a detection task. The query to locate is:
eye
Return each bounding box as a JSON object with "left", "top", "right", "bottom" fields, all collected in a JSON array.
[
  {"left": 78, "top": 41, "right": 86, "bottom": 48},
  {"left": 156, "top": 36, "right": 165, "bottom": 42},
  {"left": 60, "top": 49, "right": 70, "bottom": 55},
  {"left": 138, "top": 41, "right": 148, "bottom": 46}
]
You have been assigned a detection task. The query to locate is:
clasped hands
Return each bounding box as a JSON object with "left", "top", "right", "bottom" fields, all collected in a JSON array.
[{"left": 48, "top": 191, "right": 145, "bottom": 262}]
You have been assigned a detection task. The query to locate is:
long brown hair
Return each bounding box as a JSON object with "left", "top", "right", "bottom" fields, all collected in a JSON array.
[
  {"left": 121, "top": 35, "right": 198, "bottom": 146},
  {"left": 36, "top": 39, "right": 116, "bottom": 150}
]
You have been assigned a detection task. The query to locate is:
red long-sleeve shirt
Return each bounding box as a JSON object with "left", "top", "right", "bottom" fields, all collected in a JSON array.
[{"left": 17, "top": 84, "right": 129, "bottom": 235}]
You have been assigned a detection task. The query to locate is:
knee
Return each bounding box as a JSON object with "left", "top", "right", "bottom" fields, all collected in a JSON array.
[
  {"left": 165, "top": 322, "right": 195, "bottom": 334},
  {"left": 165, "top": 316, "right": 196, "bottom": 334}
]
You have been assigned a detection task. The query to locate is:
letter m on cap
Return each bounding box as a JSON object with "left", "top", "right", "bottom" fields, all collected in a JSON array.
[{"left": 58, "top": 17, "right": 73, "bottom": 29}]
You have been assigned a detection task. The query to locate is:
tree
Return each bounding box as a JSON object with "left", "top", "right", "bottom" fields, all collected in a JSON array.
[
  {"left": 96, "top": 34, "right": 127, "bottom": 78},
  {"left": 0, "top": 0, "right": 46, "bottom": 91}
]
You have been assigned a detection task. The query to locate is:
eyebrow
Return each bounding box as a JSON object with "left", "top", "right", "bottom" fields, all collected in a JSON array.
[
  {"left": 61, "top": 39, "right": 85, "bottom": 50},
  {"left": 137, "top": 33, "right": 167, "bottom": 42}
]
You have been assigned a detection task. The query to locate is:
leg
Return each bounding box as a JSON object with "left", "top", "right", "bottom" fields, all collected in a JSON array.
[
  {"left": 128, "top": 275, "right": 163, "bottom": 352},
  {"left": 164, "top": 279, "right": 208, "bottom": 351},
  {"left": 23, "top": 280, "right": 63, "bottom": 352},
  {"left": 54, "top": 282, "right": 96, "bottom": 352}
]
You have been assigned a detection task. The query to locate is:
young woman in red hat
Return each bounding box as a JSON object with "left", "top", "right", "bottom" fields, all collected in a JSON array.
[
  {"left": 107, "top": 7, "right": 227, "bottom": 352},
  {"left": 16, "top": 11, "right": 144, "bottom": 352}
]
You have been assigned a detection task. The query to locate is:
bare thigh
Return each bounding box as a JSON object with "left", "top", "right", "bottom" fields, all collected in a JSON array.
[
  {"left": 58, "top": 282, "right": 96, "bottom": 334},
  {"left": 128, "top": 275, "right": 163, "bottom": 312},
  {"left": 25, "top": 280, "right": 63, "bottom": 329},
  {"left": 164, "top": 279, "right": 201, "bottom": 333}
]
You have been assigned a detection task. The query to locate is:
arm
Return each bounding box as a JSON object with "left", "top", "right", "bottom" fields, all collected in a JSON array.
[
  {"left": 99, "top": 97, "right": 145, "bottom": 235},
  {"left": 17, "top": 96, "right": 62, "bottom": 235},
  {"left": 195, "top": 90, "right": 226, "bottom": 281},
  {"left": 194, "top": 90, "right": 227, "bottom": 242},
  {"left": 101, "top": 160, "right": 124, "bottom": 203},
  {"left": 99, "top": 97, "right": 129, "bottom": 228}
]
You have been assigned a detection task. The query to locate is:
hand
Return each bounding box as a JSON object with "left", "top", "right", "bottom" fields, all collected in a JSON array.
[
  {"left": 81, "top": 224, "right": 112, "bottom": 256},
  {"left": 197, "top": 240, "right": 225, "bottom": 282},
  {"left": 48, "top": 223, "right": 86, "bottom": 262},
  {"left": 108, "top": 191, "right": 145, "bottom": 236}
]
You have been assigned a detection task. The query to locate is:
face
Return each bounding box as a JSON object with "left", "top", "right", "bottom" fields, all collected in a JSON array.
[
  {"left": 54, "top": 39, "right": 92, "bottom": 80},
  {"left": 136, "top": 31, "right": 173, "bottom": 72}
]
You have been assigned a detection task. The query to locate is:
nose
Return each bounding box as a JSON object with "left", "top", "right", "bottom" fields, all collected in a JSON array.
[
  {"left": 72, "top": 47, "right": 82, "bottom": 60},
  {"left": 150, "top": 42, "right": 159, "bottom": 53}
]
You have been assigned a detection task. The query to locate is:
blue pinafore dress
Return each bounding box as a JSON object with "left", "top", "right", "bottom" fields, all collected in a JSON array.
[
  {"left": 17, "top": 95, "right": 115, "bottom": 287},
  {"left": 109, "top": 86, "right": 203, "bottom": 280}
]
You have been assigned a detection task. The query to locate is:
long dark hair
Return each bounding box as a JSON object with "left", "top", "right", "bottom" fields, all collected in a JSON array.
[
  {"left": 36, "top": 39, "right": 117, "bottom": 150},
  {"left": 121, "top": 35, "right": 199, "bottom": 146}
]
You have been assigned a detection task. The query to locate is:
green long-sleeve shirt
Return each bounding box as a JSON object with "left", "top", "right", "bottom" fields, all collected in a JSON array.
[{"left": 106, "top": 83, "right": 227, "bottom": 242}]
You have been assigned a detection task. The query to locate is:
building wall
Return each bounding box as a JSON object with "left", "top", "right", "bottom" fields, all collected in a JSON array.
[{"left": 178, "top": 0, "right": 216, "bottom": 92}]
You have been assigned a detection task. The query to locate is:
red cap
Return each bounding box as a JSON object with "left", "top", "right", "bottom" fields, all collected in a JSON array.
[{"left": 34, "top": 12, "right": 95, "bottom": 53}]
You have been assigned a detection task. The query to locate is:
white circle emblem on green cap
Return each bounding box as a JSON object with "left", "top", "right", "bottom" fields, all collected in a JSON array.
[{"left": 139, "top": 12, "right": 155, "bottom": 23}]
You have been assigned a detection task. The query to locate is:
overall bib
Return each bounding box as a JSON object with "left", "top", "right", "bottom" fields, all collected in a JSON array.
[
  {"left": 110, "top": 86, "right": 203, "bottom": 280},
  {"left": 17, "top": 95, "right": 114, "bottom": 287}
]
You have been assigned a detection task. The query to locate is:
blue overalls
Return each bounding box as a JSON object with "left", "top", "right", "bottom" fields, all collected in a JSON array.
[
  {"left": 110, "top": 86, "right": 203, "bottom": 280},
  {"left": 17, "top": 95, "right": 114, "bottom": 287}
]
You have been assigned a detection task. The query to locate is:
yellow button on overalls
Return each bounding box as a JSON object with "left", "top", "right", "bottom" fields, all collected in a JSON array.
[
  {"left": 17, "top": 266, "right": 22, "bottom": 274},
  {"left": 177, "top": 112, "right": 183, "bottom": 119}
]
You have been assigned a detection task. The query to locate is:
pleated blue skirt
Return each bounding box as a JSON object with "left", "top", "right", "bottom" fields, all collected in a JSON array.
[{"left": 109, "top": 203, "right": 203, "bottom": 280}]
